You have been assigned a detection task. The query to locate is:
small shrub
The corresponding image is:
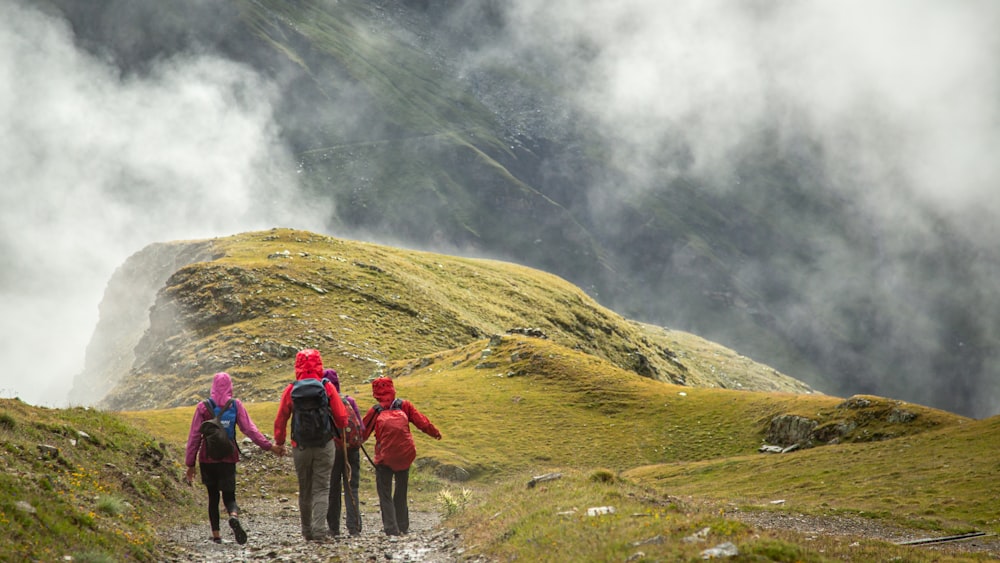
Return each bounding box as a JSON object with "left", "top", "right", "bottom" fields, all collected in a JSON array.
[
  {"left": 589, "top": 468, "right": 617, "bottom": 484},
  {"left": 438, "top": 488, "right": 473, "bottom": 516},
  {"left": 0, "top": 412, "right": 15, "bottom": 430}
]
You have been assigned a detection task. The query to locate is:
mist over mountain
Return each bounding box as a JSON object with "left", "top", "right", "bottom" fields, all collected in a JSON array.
[{"left": 4, "top": 0, "right": 1000, "bottom": 418}]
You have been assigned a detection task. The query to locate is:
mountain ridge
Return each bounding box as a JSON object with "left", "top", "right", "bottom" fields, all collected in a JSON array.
[{"left": 72, "top": 228, "right": 813, "bottom": 411}]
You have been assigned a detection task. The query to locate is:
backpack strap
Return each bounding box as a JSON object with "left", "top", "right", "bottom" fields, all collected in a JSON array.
[{"left": 373, "top": 398, "right": 404, "bottom": 413}]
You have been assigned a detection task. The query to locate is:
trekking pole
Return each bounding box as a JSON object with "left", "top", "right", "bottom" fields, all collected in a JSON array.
[{"left": 360, "top": 443, "right": 377, "bottom": 469}]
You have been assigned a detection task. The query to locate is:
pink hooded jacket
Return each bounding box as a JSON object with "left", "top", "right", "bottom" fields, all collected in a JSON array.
[{"left": 185, "top": 372, "right": 273, "bottom": 467}]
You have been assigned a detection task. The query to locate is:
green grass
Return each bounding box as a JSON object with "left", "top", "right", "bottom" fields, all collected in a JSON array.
[
  {"left": 0, "top": 399, "right": 198, "bottom": 562},
  {"left": 110, "top": 334, "right": 995, "bottom": 561},
  {"left": 10, "top": 331, "right": 997, "bottom": 560},
  {"left": 450, "top": 469, "right": 991, "bottom": 562}
]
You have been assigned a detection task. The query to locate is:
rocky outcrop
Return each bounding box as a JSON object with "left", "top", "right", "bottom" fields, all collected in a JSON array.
[
  {"left": 761, "top": 395, "right": 927, "bottom": 451},
  {"left": 69, "top": 240, "right": 217, "bottom": 406}
]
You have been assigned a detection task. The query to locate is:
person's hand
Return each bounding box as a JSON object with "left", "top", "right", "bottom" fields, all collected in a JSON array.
[
  {"left": 185, "top": 466, "right": 196, "bottom": 485},
  {"left": 434, "top": 432, "right": 442, "bottom": 441},
  {"left": 271, "top": 444, "right": 286, "bottom": 457}
]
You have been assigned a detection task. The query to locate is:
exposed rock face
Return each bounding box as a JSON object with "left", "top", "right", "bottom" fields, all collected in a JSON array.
[
  {"left": 766, "top": 414, "right": 818, "bottom": 447},
  {"left": 69, "top": 240, "right": 217, "bottom": 406}
]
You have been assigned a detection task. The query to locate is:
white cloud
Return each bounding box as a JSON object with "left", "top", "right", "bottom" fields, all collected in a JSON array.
[{"left": 0, "top": 3, "right": 329, "bottom": 405}]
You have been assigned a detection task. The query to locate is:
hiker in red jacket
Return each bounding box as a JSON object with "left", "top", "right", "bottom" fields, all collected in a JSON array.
[
  {"left": 184, "top": 372, "right": 284, "bottom": 545},
  {"left": 362, "top": 377, "right": 441, "bottom": 536},
  {"left": 273, "top": 349, "right": 349, "bottom": 542}
]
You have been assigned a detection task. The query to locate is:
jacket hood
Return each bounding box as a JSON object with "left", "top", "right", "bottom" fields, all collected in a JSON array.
[
  {"left": 295, "top": 349, "right": 324, "bottom": 381},
  {"left": 210, "top": 372, "right": 233, "bottom": 405},
  {"left": 323, "top": 368, "right": 341, "bottom": 392},
  {"left": 372, "top": 377, "right": 396, "bottom": 407}
]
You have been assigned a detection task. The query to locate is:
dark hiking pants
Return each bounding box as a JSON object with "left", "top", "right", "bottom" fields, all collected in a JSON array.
[
  {"left": 328, "top": 446, "right": 362, "bottom": 535},
  {"left": 200, "top": 462, "right": 238, "bottom": 532},
  {"left": 375, "top": 464, "right": 409, "bottom": 535}
]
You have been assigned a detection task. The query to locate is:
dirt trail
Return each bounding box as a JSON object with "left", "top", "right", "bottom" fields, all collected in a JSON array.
[
  {"left": 162, "top": 447, "right": 484, "bottom": 562},
  {"left": 161, "top": 496, "right": 472, "bottom": 562}
]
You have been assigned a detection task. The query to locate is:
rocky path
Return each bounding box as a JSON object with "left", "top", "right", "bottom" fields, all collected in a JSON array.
[
  {"left": 160, "top": 497, "right": 473, "bottom": 562},
  {"left": 160, "top": 449, "right": 483, "bottom": 562}
]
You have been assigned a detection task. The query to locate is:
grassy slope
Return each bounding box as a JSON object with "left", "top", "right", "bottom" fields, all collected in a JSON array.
[
  {"left": 100, "top": 228, "right": 811, "bottom": 410},
  {"left": 0, "top": 399, "right": 198, "bottom": 562},
  {"left": 117, "top": 335, "right": 996, "bottom": 561}
]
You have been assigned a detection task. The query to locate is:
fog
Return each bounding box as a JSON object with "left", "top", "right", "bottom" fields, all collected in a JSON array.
[
  {"left": 466, "top": 0, "right": 1000, "bottom": 415},
  {"left": 0, "top": 2, "right": 329, "bottom": 405}
]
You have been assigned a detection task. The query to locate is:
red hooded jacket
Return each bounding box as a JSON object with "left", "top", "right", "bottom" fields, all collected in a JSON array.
[
  {"left": 273, "top": 349, "right": 349, "bottom": 447},
  {"left": 362, "top": 377, "right": 441, "bottom": 471}
]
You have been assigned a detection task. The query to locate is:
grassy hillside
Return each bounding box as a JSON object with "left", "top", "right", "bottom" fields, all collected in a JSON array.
[
  {"left": 0, "top": 399, "right": 198, "bottom": 562},
  {"left": 112, "top": 335, "right": 995, "bottom": 561},
  {"left": 12, "top": 332, "right": 992, "bottom": 560},
  {"left": 88, "top": 228, "right": 811, "bottom": 411}
]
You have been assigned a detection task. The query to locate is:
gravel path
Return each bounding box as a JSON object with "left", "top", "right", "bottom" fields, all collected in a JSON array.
[
  {"left": 160, "top": 497, "right": 472, "bottom": 562},
  {"left": 160, "top": 448, "right": 484, "bottom": 562}
]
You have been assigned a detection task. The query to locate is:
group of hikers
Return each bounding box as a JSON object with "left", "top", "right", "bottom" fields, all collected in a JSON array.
[{"left": 183, "top": 348, "right": 442, "bottom": 545}]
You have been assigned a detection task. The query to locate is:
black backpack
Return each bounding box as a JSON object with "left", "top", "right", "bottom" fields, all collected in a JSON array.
[
  {"left": 291, "top": 379, "right": 335, "bottom": 447},
  {"left": 199, "top": 399, "right": 236, "bottom": 460}
]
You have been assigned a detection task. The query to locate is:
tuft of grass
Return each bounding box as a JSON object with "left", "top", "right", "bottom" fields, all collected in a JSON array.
[
  {"left": 95, "top": 495, "right": 126, "bottom": 516},
  {"left": 588, "top": 469, "right": 617, "bottom": 484},
  {"left": 70, "top": 552, "right": 116, "bottom": 563}
]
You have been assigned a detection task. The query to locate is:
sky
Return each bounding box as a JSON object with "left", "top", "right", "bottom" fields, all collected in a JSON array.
[{"left": 0, "top": 2, "right": 329, "bottom": 405}]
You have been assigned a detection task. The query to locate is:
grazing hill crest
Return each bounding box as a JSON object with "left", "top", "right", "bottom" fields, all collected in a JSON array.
[{"left": 72, "top": 228, "right": 813, "bottom": 410}]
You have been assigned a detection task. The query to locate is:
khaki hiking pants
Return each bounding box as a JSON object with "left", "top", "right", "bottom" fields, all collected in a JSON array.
[{"left": 292, "top": 440, "right": 336, "bottom": 540}]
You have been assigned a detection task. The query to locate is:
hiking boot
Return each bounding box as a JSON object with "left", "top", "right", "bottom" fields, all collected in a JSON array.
[
  {"left": 209, "top": 537, "right": 222, "bottom": 544},
  {"left": 229, "top": 517, "right": 248, "bottom": 545}
]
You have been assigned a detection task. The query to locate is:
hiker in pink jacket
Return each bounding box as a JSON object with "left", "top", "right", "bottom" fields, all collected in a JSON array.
[{"left": 185, "top": 372, "right": 285, "bottom": 545}]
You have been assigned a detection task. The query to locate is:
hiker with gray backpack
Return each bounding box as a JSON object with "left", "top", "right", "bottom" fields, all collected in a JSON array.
[
  {"left": 184, "top": 372, "right": 284, "bottom": 545},
  {"left": 273, "top": 349, "right": 349, "bottom": 542},
  {"left": 362, "top": 377, "right": 442, "bottom": 536}
]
